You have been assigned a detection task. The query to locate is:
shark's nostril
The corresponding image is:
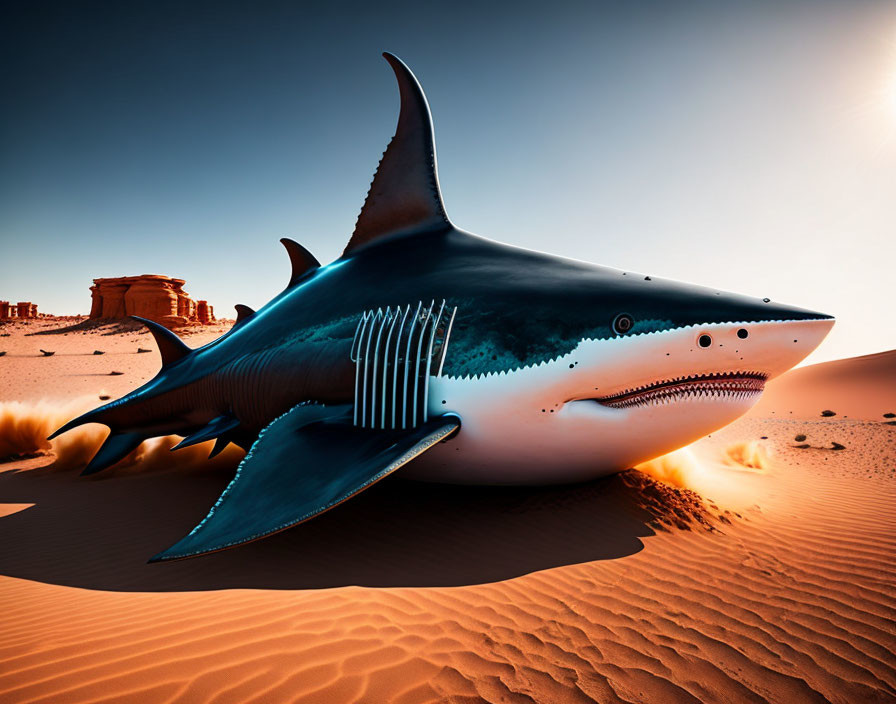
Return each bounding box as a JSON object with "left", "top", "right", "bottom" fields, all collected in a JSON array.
[
  {"left": 737, "top": 328, "right": 749, "bottom": 339},
  {"left": 698, "top": 334, "right": 713, "bottom": 348}
]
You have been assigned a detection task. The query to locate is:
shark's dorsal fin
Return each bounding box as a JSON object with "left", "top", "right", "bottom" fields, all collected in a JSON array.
[
  {"left": 280, "top": 238, "right": 320, "bottom": 286},
  {"left": 131, "top": 316, "right": 191, "bottom": 367},
  {"left": 344, "top": 53, "right": 450, "bottom": 256},
  {"left": 234, "top": 304, "right": 255, "bottom": 324}
]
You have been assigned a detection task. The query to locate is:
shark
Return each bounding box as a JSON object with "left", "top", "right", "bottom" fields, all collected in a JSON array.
[{"left": 50, "top": 53, "right": 834, "bottom": 562}]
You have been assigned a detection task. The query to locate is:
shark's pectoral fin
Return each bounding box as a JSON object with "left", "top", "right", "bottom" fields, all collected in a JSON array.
[{"left": 149, "top": 404, "right": 460, "bottom": 562}]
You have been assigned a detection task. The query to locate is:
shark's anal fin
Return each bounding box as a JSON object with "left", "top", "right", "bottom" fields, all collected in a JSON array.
[
  {"left": 149, "top": 404, "right": 460, "bottom": 562},
  {"left": 170, "top": 414, "right": 242, "bottom": 452},
  {"left": 207, "top": 434, "right": 232, "bottom": 459},
  {"left": 280, "top": 238, "right": 320, "bottom": 286},
  {"left": 131, "top": 316, "right": 191, "bottom": 367},
  {"left": 344, "top": 53, "right": 450, "bottom": 255},
  {"left": 81, "top": 432, "right": 145, "bottom": 476}
]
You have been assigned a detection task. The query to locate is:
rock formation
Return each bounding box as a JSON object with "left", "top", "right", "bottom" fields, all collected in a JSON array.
[
  {"left": 0, "top": 301, "right": 38, "bottom": 319},
  {"left": 89, "top": 276, "right": 215, "bottom": 328},
  {"left": 196, "top": 300, "right": 215, "bottom": 324}
]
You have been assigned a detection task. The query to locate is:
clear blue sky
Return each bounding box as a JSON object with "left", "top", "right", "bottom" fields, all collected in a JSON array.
[{"left": 2, "top": 0, "right": 894, "bottom": 364}]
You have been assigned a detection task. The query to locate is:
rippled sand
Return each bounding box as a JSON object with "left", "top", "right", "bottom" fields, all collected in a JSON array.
[{"left": 0, "top": 321, "right": 893, "bottom": 702}]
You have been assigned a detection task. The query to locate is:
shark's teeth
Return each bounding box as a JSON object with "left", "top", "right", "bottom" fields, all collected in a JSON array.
[{"left": 595, "top": 371, "right": 767, "bottom": 409}]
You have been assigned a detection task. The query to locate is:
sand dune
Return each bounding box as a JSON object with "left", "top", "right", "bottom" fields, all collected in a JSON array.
[
  {"left": 751, "top": 349, "right": 896, "bottom": 420},
  {"left": 0, "top": 318, "right": 227, "bottom": 402},
  {"left": 0, "top": 321, "right": 894, "bottom": 702}
]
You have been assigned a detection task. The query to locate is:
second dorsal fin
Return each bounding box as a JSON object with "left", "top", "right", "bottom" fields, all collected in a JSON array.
[
  {"left": 234, "top": 304, "right": 255, "bottom": 325},
  {"left": 280, "top": 238, "right": 320, "bottom": 287},
  {"left": 343, "top": 53, "right": 450, "bottom": 256},
  {"left": 131, "top": 316, "right": 191, "bottom": 367}
]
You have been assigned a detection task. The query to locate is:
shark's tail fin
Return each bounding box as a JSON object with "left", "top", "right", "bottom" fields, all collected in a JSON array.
[
  {"left": 46, "top": 317, "right": 199, "bottom": 475},
  {"left": 46, "top": 404, "right": 114, "bottom": 441},
  {"left": 47, "top": 402, "right": 151, "bottom": 476}
]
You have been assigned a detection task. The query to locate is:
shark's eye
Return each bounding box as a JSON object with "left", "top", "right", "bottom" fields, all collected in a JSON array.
[
  {"left": 737, "top": 328, "right": 749, "bottom": 339},
  {"left": 612, "top": 313, "right": 634, "bottom": 335},
  {"left": 698, "top": 333, "right": 713, "bottom": 348}
]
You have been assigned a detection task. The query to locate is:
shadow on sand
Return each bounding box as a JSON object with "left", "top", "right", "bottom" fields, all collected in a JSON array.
[
  {"left": 0, "top": 459, "right": 660, "bottom": 592},
  {"left": 26, "top": 318, "right": 146, "bottom": 336}
]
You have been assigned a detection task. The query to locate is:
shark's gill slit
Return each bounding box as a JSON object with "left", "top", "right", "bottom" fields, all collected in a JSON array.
[
  {"left": 352, "top": 301, "right": 456, "bottom": 429},
  {"left": 391, "top": 305, "right": 411, "bottom": 429},
  {"left": 411, "top": 302, "right": 432, "bottom": 428},
  {"left": 402, "top": 302, "right": 422, "bottom": 430},
  {"left": 381, "top": 310, "right": 401, "bottom": 429},
  {"left": 350, "top": 311, "right": 367, "bottom": 427}
]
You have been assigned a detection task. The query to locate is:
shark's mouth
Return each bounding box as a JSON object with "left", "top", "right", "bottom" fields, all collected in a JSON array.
[{"left": 594, "top": 372, "right": 767, "bottom": 409}]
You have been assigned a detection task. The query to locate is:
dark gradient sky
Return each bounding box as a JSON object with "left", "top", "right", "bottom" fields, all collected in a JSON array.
[{"left": 2, "top": 0, "right": 894, "bottom": 363}]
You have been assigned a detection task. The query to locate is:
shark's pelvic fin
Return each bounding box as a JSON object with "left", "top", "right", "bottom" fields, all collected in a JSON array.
[
  {"left": 280, "top": 238, "right": 321, "bottom": 286},
  {"left": 170, "top": 414, "right": 242, "bottom": 452},
  {"left": 344, "top": 52, "right": 450, "bottom": 256},
  {"left": 131, "top": 316, "right": 191, "bottom": 367},
  {"left": 149, "top": 403, "right": 460, "bottom": 562},
  {"left": 81, "top": 432, "right": 145, "bottom": 476}
]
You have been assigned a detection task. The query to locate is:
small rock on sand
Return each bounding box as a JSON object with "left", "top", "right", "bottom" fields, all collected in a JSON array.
[
  {"left": 884, "top": 412, "right": 895, "bottom": 418},
  {"left": 137, "top": 348, "right": 151, "bottom": 354},
  {"left": 99, "top": 395, "right": 111, "bottom": 400},
  {"left": 821, "top": 410, "right": 836, "bottom": 417},
  {"left": 794, "top": 434, "right": 807, "bottom": 442},
  {"left": 93, "top": 350, "right": 105, "bottom": 355},
  {"left": 831, "top": 442, "right": 846, "bottom": 451},
  {"left": 39, "top": 349, "right": 55, "bottom": 357},
  {"left": 109, "top": 371, "right": 124, "bottom": 376}
]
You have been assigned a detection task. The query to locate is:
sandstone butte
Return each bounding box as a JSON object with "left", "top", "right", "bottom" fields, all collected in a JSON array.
[
  {"left": 89, "top": 275, "right": 215, "bottom": 328},
  {"left": 0, "top": 301, "right": 39, "bottom": 319}
]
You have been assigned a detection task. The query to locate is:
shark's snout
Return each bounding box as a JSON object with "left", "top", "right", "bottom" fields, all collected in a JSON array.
[
  {"left": 586, "top": 316, "right": 834, "bottom": 410},
  {"left": 580, "top": 315, "right": 835, "bottom": 404},
  {"left": 690, "top": 315, "right": 835, "bottom": 380}
]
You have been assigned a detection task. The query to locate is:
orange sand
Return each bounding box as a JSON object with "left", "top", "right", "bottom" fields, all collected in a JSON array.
[
  {"left": 751, "top": 349, "right": 896, "bottom": 420},
  {"left": 0, "top": 320, "right": 894, "bottom": 703}
]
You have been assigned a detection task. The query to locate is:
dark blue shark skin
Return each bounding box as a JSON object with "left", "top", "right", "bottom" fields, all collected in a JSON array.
[
  {"left": 48, "top": 52, "right": 832, "bottom": 561},
  {"left": 74, "top": 226, "right": 830, "bottom": 444}
]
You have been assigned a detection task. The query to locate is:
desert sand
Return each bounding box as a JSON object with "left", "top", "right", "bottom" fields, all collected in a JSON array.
[{"left": 0, "top": 319, "right": 894, "bottom": 703}]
